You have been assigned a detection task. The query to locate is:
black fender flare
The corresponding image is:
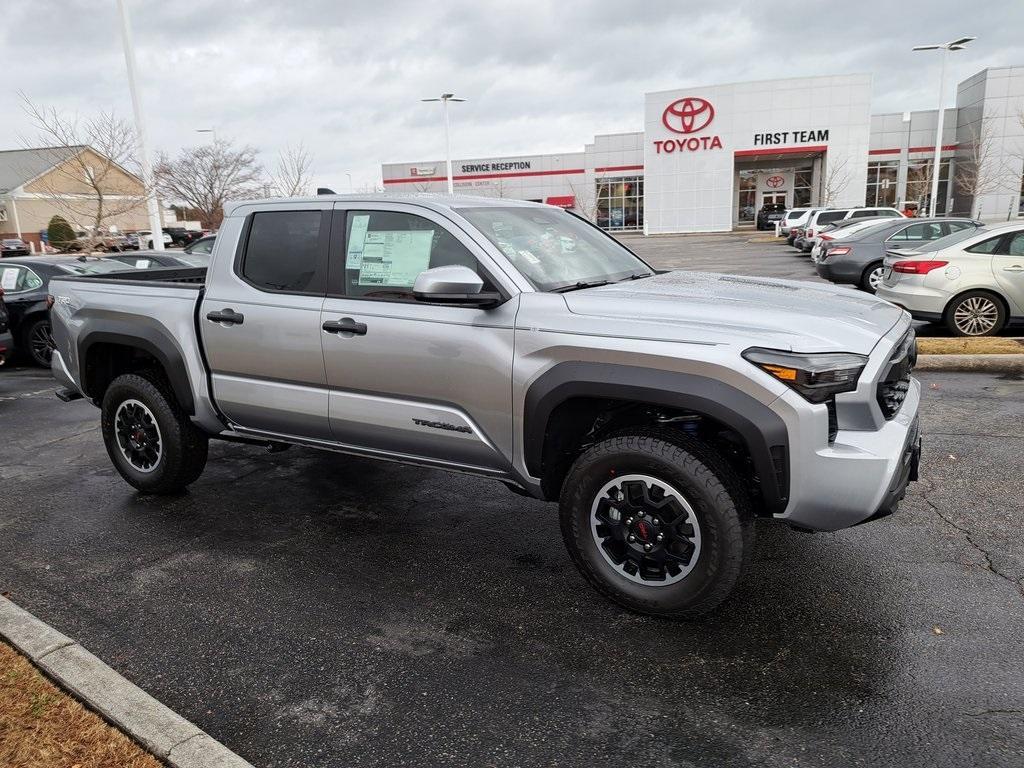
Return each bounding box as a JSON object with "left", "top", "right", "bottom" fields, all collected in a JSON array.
[
  {"left": 523, "top": 362, "right": 790, "bottom": 513},
  {"left": 77, "top": 316, "right": 195, "bottom": 415}
]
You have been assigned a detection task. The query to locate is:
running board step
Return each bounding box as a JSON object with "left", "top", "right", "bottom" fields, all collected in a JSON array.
[{"left": 55, "top": 388, "right": 84, "bottom": 402}]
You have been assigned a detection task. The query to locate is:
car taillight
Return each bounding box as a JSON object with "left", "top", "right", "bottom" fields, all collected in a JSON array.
[
  {"left": 46, "top": 294, "right": 55, "bottom": 310},
  {"left": 892, "top": 260, "right": 949, "bottom": 274},
  {"left": 827, "top": 246, "right": 851, "bottom": 256},
  {"left": 820, "top": 234, "right": 834, "bottom": 241},
  {"left": 807, "top": 229, "right": 815, "bottom": 238}
]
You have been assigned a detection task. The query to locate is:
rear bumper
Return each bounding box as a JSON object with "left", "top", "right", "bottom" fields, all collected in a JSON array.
[
  {"left": 875, "top": 282, "right": 949, "bottom": 318},
  {"left": 815, "top": 259, "right": 860, "bottom": 284}
]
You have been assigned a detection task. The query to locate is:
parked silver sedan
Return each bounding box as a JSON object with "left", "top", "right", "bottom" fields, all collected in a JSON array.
[{"left": 875, "top": 221, "right": 1024, "bottom": 336}]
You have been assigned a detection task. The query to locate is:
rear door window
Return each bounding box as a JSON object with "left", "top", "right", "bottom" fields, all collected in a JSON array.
[
  {"left": 888, "top": 222, "right": 944, "bottom": 242},
  {"left": 0, "top": 265, "right": 43, "bottom": 292},
  {"left": 965, "top": 235, "right": 1006, "bottom": 255},
  {"left": 240, "top": 210, "right": 327, "bottom": 294},
  {"left": 817, "top": 211, "right": 847, "bottom": 225}
]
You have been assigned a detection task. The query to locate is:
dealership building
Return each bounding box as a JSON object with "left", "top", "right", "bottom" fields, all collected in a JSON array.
[{"left": 382, "top": 67, "right": 1024, "bottom": 234}]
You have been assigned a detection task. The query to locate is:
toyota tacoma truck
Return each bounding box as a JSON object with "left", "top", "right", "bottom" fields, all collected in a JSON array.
[{"left": 48, "top": 195, "right": 921, "bottom": 618}]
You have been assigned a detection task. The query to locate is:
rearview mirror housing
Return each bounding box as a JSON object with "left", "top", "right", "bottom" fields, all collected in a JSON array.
[{"left": 413, "top": 265, "right": 501, "bottom": 308}]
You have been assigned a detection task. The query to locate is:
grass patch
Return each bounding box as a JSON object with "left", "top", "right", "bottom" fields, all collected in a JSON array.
[
  {"left": 918, "top": 338, "right": 1024, "bottom": 355},
  {"left": 0, "top": 641, "right": 161, "bottom": 768}
]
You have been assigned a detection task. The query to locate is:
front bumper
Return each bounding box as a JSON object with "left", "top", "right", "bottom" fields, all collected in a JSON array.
[{"left": 772, "top": 377, "right": 922, "bottom": 531}]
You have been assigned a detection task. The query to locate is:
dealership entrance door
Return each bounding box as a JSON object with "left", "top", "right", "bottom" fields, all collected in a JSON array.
[{"left": 734, "top": 149, "right": 824, "bottom": 227}]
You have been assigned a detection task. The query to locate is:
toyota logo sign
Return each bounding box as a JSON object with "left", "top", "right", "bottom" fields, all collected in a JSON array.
[
  {"left": 662, "top": 97, "right": 715, "bottom": 134},
  {"left": 766, "top": 175, "right": 785, "bottom": 188}
]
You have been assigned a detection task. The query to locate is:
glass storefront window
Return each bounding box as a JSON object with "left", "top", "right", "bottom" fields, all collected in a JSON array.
[
  {"left": 905, "top": 158, "right": 951, "bottom": 214},
  {"left": 865, "top": 161, "right": 899, "bottom": 207},
  {"left": 737, "top": 171, "right": 757, "bottom": 222},
  {"left": 595, "top": 176, "right": 643, "bottom": 231},
  {"left": 793, "top": 169, "right": 812, "bottom": 207}
]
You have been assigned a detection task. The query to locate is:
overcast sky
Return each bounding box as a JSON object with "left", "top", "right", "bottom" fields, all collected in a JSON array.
[{"left": 3, "top": 0, "right": 1023, "bottom": 191}]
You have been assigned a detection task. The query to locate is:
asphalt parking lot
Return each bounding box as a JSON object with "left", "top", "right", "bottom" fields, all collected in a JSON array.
[{"left": 1, "top": 356, "right": 1023, "bottom": 767}]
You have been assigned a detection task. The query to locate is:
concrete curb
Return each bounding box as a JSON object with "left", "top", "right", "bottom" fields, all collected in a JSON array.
[
  {"left": 915, "top": 354, "right": 1024, "bottom": 373},
  {"left": 0, "top": 595, "right": 253, "bottom": 768}
]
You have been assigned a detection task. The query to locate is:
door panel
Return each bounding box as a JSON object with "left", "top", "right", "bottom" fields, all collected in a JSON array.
[
  {"left": 200, "top": 206, "right": 332, "bottom": 439},
  {"left": 992, "top": 231, "right": 1024, "bottom": 315},
  {"left": 321, "top": 203, "right": 518, "bottom": 472}
]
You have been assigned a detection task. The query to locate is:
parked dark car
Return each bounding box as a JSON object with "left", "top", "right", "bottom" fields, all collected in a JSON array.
[
  {"left": 1, "top": 239, "right": 30, "bottom": 257},
  {"left": 0, "top": 256, "right": 145, "bottom": 366},
  {"left": 755, "top": 203, "right": 786, "bottom": 231},
  {"left": 163, "top": 227, "right": 202, "bottom": 247},
  {"left": 0, "top": 288, "right": 12, "bottom": 366},
  {"left": 816, "top": 217, "right": 983, "bottom": 292}
]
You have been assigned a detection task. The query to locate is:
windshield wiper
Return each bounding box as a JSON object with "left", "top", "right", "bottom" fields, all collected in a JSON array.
[
  {"left": 550, "top": 279, "right": 612, "bottom": 293},
  {"left": 621, "top": 272, "right": 654, "bottom": 281}
]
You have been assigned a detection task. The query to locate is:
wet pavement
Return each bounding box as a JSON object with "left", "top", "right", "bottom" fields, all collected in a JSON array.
[{"left": 1, "top": 364, "right": 1022, "bottom": 767}]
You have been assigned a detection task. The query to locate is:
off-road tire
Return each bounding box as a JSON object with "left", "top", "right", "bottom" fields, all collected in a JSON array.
[
  {"left": 101, "top": 372, "right": 208, "bottom": 494},
  {"left": 559, "top": 428, "right": 754, "bottom": 619}
]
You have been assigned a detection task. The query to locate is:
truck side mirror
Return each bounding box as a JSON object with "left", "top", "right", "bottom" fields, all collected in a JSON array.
[{"left": 413, "top": 265, "right": 501, "bottom": 308}]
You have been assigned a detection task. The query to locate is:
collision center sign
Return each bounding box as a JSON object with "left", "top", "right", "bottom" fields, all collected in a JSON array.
[{"left": 654, "top": 97, "right": 723, "bottom": 153}]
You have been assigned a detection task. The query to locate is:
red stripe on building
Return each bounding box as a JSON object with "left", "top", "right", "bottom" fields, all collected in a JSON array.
[
  {"left": 594, "top": 164, "right": 644, "bottom": 173},
  {"left": 869, "top": 144, "right": 958, "bottom": 156},
  {"left": 383, "top": 168, "right": 586, "bottom": 185},
  {"left": 733, "top": 145, "right": 828, "bottom": 157}
]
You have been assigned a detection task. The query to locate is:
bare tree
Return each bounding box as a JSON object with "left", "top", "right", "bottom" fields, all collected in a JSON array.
[
  {"left": 19, "top": 93, "right": 147, "bottom": 249},
  {"left": 822, "top": 155, "right": 852, "bottom": 206},
  {"left": 270, "top": 142, "right": 314, "bottom": 197},
  {"left": 155, "top": 139, "right": 263, "bottom": 228},
  {"left": 569, "top": 179, "right": 600, "bottom": 222},
  {"left": 955, "top": 121, "right": 1017, "bottom": 219}
]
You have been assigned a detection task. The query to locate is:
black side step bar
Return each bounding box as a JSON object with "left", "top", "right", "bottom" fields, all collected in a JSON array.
[{"left": 55, "top": 388, "right": 84, "bottom": 403}]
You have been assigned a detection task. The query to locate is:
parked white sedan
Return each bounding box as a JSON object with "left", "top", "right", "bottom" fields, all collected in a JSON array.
[{"left": 875, "top": 221, "right": 1024, "bottom": 336}]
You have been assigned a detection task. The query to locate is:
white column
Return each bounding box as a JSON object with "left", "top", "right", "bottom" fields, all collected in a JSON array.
[
  {"left": 929, "top": 48, "right": 948, "bottom": 218},
  {"left": 116, "top": 0, "right": 165, "bottom": 250},
  {"left": 10, "top": 196, "right": 22, "bottom": 239}
]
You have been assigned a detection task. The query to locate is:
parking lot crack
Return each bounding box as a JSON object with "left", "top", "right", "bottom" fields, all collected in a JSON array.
[{"left": 918, "top": 479, "right": 1024, "bottom": 601}]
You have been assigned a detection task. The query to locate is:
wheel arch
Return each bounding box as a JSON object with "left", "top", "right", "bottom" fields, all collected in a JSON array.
[
  {"left": 78, "top": 319, "right": 195, "bottom": 414},
  {"left": 523, "top": 362, "right": 790, "bottom": 513}
]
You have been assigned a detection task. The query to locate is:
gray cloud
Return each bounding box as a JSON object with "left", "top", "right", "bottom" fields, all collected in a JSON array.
[{"left": 2, "top": 0, "right": 1021, "bottom": 190}]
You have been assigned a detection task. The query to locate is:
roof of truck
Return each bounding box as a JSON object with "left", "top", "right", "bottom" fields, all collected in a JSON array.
[{"left": 224, "top": 193, "right": 549, "bottom": 218}]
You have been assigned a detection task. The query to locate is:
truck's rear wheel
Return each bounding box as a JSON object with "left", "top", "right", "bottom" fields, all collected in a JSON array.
[
  {"left": 101, "top": 373, "right": 208, "bottom": 494},
  {"left": 559, "top": 429, "right": 753, "bottom": 619}
]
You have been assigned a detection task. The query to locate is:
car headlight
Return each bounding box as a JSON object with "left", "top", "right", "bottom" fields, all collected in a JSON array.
[{"left": 742, "top": 348, "right": 868, "bottom": 403}]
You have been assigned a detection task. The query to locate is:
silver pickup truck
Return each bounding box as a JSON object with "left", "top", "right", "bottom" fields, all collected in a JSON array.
[{"left": 49, "top": 194, "right": 921, "bottom": 618}]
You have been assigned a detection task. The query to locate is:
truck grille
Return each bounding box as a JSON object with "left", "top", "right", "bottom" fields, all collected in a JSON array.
[{"left": 876, "top": 329, "right": 917, "bottom": 419}]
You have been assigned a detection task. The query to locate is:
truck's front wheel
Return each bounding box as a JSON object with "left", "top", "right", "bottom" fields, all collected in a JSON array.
[
  {"left": 559, "top": 429, "right": 753, "bottom": 619},
  {"left": 101, "top": 373, "right": 209, "bottom": 494}
]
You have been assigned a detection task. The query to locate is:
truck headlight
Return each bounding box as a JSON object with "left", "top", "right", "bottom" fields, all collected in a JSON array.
[{"left": 742, "top": 348, "right": 868, "bottom": 404}]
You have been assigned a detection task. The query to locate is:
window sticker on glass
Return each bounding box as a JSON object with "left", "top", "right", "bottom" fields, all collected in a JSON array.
[
  {"left": 135, "top": 259, "right": 151, "bottom": 268},
  {"left": 347, "top": 214, "right": 371, "bottom": 270},
  {"left": 1, "top": 268, "right": 19, "bottom": 290},
  {"left": 356, "top": 230, "right": 434, "bottom": 287}
]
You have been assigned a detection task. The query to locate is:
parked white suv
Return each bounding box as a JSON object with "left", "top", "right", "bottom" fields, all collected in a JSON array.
[{"left": 876, "top": 221, "right": 1024, "bottom": 336}]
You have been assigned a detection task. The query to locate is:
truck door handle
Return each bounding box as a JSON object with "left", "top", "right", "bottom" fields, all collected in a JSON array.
[
  {"left": 322, "top": 318, "right": 367, "bottom": 336},
  {"left": 1003, "top": 265, "right": 1024, "bottom": 272},
  {"left": 206, "top": 308, "right": 245, "bottom": 325}
]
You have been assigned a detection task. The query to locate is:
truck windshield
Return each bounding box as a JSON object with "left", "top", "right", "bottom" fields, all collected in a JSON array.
[{"left": 457, "top": 206, "right": 653, "bottom": 292}]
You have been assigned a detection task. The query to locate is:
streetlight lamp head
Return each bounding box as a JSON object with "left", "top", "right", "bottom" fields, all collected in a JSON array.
[{"left": 948, "top": 36, "right": 976, "bottom": 48}]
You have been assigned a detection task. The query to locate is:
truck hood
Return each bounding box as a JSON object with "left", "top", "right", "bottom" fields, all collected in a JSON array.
[{"left": 562, "top": 271, "right": 904, "bottom": 353}]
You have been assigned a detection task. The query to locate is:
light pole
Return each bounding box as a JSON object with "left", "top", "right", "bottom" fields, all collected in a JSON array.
[
  {"left": 345, "top": 171, "right": 353, "bottom": 193},
  {"left": 421, "top": 93, "right": 466, "bottom": 195},
  {"left": 196, "top": 128, "right": 217, "bottom": 143},
  {"left": 913, "top": 36, "right": 975, "bottom": 218},
  {"left": 116, "top": 0, "right": 164, "bottom": 250}
]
